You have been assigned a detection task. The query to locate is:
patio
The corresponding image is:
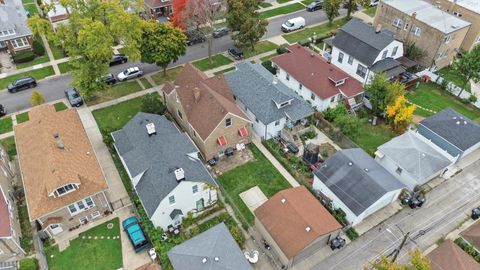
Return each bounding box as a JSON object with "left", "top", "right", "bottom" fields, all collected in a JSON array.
[{"left": 208, "top": 146, "right": 254, "bottom": 177}]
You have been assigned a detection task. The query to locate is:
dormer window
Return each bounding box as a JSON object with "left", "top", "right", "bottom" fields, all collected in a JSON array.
[
  {"left": 53, "top": 183, "right": 77, "bottom": 197},
  {"left": 335, "top": 79, "right": 345, "bottom": 86},
  {"left": 0, "top": 29, "right": 15, "bottom": 37},
  {"left": 279, "top": 101, "right": 290, "bottom": 108}
]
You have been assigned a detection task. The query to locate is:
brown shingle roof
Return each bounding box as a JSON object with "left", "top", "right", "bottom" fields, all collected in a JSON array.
[
  {"left": 165, "top": 63, "right": 249, "bottom": 140},
  {"left": 461, "top": 221, "right": 480, "bottom": 250},
  {"left": 254, "top": 186, "right": 342, "bottom": 259},
  {"left": 427, "top": 240, "right": 480, "bottom": 270},
  {"left": 15, "top": 105, "right": 108, "bottom": 221},
  {"left": 143, "top": 0, "right": 172, "bottom": 9},
  {"left": 271, "top": 45, "right": 364, "bottom": 99}
]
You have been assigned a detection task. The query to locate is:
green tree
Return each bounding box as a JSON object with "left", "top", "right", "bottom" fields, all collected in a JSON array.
[
  {"left": 453, "top": 45, "right": 480, "bottom": 97},
  {"left": 405, "top": 41, "right": 425, "bottom": 63},
  {"left": 19, "top": 257, "right": 39, "bottom": 270},
  {"left": 364, "top": 73, "right": 404, "bottom": 116},
  {"left": 30, "top": 90, "right": 45, "bottom": 106},
  {"left": 334, "top": 114, "right": 360, "bottom": 137},
  {"left": 140, "top": 21, "right": 187, "bottom": 76},
  {"left": 141, "top": 93, "right": 166, "bottom": 115},
  {"left": 324, "top": 0, "right": 342, "bottom": 23},
  {"left": 344, "top": 0, "right": 370, "bottom": 18},
  {"left": 368, "top": 250, "right": 430, "bottom": 270},
  {"left": 227, "top": 0, "right": 268, "bottom": 51},
  {"left": 324, "top": 104, "right": 348, "bottom": 122}
]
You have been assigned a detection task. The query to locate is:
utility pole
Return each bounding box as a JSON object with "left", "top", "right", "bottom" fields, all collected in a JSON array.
[{"left": 392, "top": 232, "right": 411, "bottom": 263}]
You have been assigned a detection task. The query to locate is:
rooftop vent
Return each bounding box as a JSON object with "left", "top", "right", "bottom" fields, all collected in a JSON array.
[
  {"left": 146, "top": 122, "right": 156, "bottom": 136},
  {"left": 421, "top": 153, "right": 426, "bottom": 158},
  {"left": 364, "top": 168, "right": 369, "bottom": 172},
  {"left": 375, "top": 24, "right": 382, "bottom": 33},
  {"left": 202, "top": 258, "right": 207, "bottom": 264},
  {"left": 306, "top": 226, "right": 311, "bottom": 232},
  {"left": 456, "top": 121, "right": 460, "bottom": 125},
  {"left": 174, "top": 168, "right": 185, "bottom": 182},
  {"left": 53, "top": 133, "right": 65, "bottom": 149},
  {"left": 214, "top": 257, "right": 219, "bottom": 262},
  {"left": 281, "top": 198, "right": 286, "bottom": 204},
  {"left": 273, "top": 76, "right": 278, "bottom": 85},
  {"left": 193, "top": 87, "right": 201, "bottom": 103},
  {"left": 348, "top": 162, "right": 353, "bottom": 166}
]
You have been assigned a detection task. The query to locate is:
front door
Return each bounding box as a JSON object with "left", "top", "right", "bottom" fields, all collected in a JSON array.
[
  {"left": 196, "top": 198, "right": 205, "bottom": 211},
  {"left": 49, "top": 224, "right": 63, "bottom": 235}
]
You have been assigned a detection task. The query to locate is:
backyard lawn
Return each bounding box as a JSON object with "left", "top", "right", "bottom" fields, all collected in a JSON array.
[
  {"left": 243, "top": 41, "right": 278, "bottom": 58},
  {"left": 192, "top": 54, "right": 233, "bottom": 71},
  {"left": 86, "top": 80, "right": 143, "bottom": 106},
  {"left": 282, "top": 17, "right": 349, "bottom": 43},
  {"left": 364, "top": 7, "right": 377, "bottom": 17},
  {"left": 438, "top": 67, "right": 470, "bottom": 92},
  {"left": 217, "top": 144, "right": 291, "bottom": 225},
  {"left": 352, "top": 118, "right": 396, "bottom": 155},
  {"left": 0, "top": 117, "right": 13, "bottom": 134},
  {"left": 45, "top": 218, "right": 122, "bottom": 270},
  {"left": 407, "top": 83, "right": 480, "bottom": 122},
  {"left": 259, "top": 3, "right": 304, "bottom": 19},
  {"left": 0, "top": 66, "right": 55, "bottom": 90},
  {"left": 0, "top": 137, "right": 16, "bottom": 158},
  {"left": 151, "top": 66, "right": 183, "bottom": 85}
]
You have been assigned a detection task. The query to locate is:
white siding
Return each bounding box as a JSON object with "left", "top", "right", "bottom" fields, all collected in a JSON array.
[{"left": 372, "top": 40, "right": 404, "bottom": 63}]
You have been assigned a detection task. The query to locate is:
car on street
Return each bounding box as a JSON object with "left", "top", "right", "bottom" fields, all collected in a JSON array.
[
  {"left": 212, "top": 27, "right": 230, "bottom": 38},
  {"left": 109, "top": 54, "right": 128, "bottom": 66},
  {"left": 100, "top": 73, "right": 117, "bottom": 85},
  {"left": 472, "top": 207, "right": 480, "bottom": 220},
  {"left": 122, "top": 216, "right": 150, "bottom": 253},
  {"left": 7, "top": 76, "right": 37, "bottom": 93},
  {"left": 228, "top": 47, "right": 244, "bottom": 60},
  {"left": 369, "top": 0, "right": 379, "bottom": 6},
  {"left": 281, "top": 17, "right": 306, "bottom": 32},
  {"left": 186, "top": 31, "right": 206, "bottom": 46},
  {"left": 0, "top": 104, "right": 6, "bottom": 117},
  {"left": 64, "top": 88, "right": 83, "bottom": 107},
  {"left": 117, "top": 67, "right": 143, "bottom": 82},
  {"left": 306, "top": 1, "right": 322, "bottom": 11}
]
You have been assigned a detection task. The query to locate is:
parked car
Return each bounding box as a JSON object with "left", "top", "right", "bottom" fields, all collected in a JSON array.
[
  {"left": 64, "top": 88, "right": 83, "bottom": 107},
  {"left": 100, "top": 73, "right": 117, "bottom": 85},
  {"left": 369, "top": 0, "right": 379, "bottom": 6},
  {"left": 309, "top": 161, "right": 322, "bottom": 171},
  {"left": 117, "top": 67, "right": 143, "bottom": 82},
  {"left": 0, "top": 104, "right": 6, "bottom": 117},
  {"left": 472, "top": 207, "right": 480, "bottom": 220},
  {"left": 281, "top": 17, "right": 306, "bottom": 32},
  {"left": 109, "top": 54, "right": 128, "bottom": 66},
  {"left": 7, "top": 76, "right": 37, "bottom": 93},
  {"left": 212, "top": 27, "right": 230, "bottom": 38},
  {"left": 186, "top": 31, "right": 206, "bottom": 46},
  {"left": 122, "top": 216, "right": 150, "bottom": 253},
  {"left": 306, "top": 1, "right": 322, "bottom": 11},
  {"left": 228, "top": 47, "right": 244, "bottom": 60}
]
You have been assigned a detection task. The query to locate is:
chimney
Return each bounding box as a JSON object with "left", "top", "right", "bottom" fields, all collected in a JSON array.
[
  {"left": 281, "top": 198, "right": 286, "bottom": 204},
  {"left": 174, "top": 168, "right": 185, "bottom": 182},
  {"left": 214, "top": 257, "right": 219, "bottom": 262},
  {"left": 53, "top": 133, "right": 65, "bottom": 149},
  {"left": 202, "top": 258, "right": 207, "bottom": 264},
  {"left": 193, "top": 87, "right": 201, "bottom": 103},
  {"left": 146, "top": 122, "right": 156, "bottom": 136},
  {"left": 305, "top": 226, "right": 311, "bottom": 232},
  {"left": 375, "top": 24, "right": 382, "bottom": 33},
  {"left": 412, "top": 12, "right": 417, "bottom": 19}
]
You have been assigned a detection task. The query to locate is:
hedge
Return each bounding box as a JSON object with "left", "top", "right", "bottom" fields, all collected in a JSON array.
[
  {"left": 19, "top": 258, "right": 39, "bottom": 270},
  {"left": 33, "top": 39, "right": 45, "bottom": 56},
  {"left": 13, "top": 51, "right": 35, "bottom": 63},
  {"left": 261, "top": 60, "right": 276, "bottom": 75}
]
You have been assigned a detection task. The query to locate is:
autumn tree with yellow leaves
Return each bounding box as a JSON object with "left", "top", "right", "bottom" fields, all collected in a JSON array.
[{"left": 386, "top": 95, "right": 416, "bottom": 132}]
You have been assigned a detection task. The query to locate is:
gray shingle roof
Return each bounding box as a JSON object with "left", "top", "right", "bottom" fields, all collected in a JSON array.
[
  {"left": 419, "top": 108, "right": 480, "bottom": 152},
  {"left": 168, "top": 223, "right": 252, "bottom": 270},
  {"left": 313, "top": 148, "right": 404, "bottom": 216},
  {"left": 378, "top": 131, "right": 451, "bottom": 182},
  {"left": 112, "top": 113, "right": 216, "bottom": 217},
  {"left": 224, "top": 62, "right": 314, "bottom": 124},
  {"left": 332, "top": 19, "right": 395, "bottom": 67},
  {"left": 370, "top": 58, "right": 405, "bottom": 78},
  {"left": 0, "top": 0, "right": 32, "bottom": 42}
]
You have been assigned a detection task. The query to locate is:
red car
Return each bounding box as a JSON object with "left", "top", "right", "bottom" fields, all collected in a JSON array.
[{"left": 309, "top": 161, "right": 322, "bottom": 171}]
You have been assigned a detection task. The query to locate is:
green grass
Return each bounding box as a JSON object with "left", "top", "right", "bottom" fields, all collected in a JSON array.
[
  {"left": 54, "top": 102, "right": 68, "bottom": 111},
  {"left": 0, "top": 66, "right": 55, "bottom": 90},
  {"left": 259, "top": 3, "right": 305, "bottom": 19},
  {"left": 117, "top": 47, "right": 126, "bottom": 55},
  {"left": 352, "top": 118, "right": 396, "bottom": 155},
  {"left": 407, "top": 83, "right": 480, "bottom": 122},
  {"left": 23, "top": 3, "right": 38, "bottom": 15},
  {"left": 151, "top": 66, "right": 183, "bottom": 85},
  {"left": 0, "top": 117, "right": 13, "bottom": 134},
  {"left": 139, "top": 78, "right": 152, "bottom": 89},
  {"left": 438, "top": 67, "right": 471, "bottom": 93},
  {"left": 192, "top": 54, "right": 233, "bottom": 71},
  {"left": 17, "top": 202, "right": 33, "bottom": 253},
  {"left": 16, "top": 112, "right": 29, "bottom": 124},
  {"left": 58, "top": 61, "right": 73, "bottom": 74},
  {"left": 213, "top": 66, "right": 236, "bottom": 75},
  {"left": 260, "top": 52, "right": 279, "bottom": 62},
  {"left": 217, "top": 144, "right": 292, "bottom": 225},
  {"left": 86, "top": 80, "right": 143, "bottom": 106},
  {"left": 22, "top": 0, "right": 35, "bottom": 3},
  {"left": 16, "top": 55, "right": 50, "bottom": 69},
  {"left": 277, "top": 0, "right": 293, "bottom": 3},
  {"left": 283, "top": 17, "right": 349, "bottom": 43},
  {"left": 301, "top": 0, "right": 315, "bottom": 4},
  {"left": 48, "top": 40, "right": 67, "bottom": 60},
  {"left": 45, "top": 218, "right": 122, "bottom": 270},
  {"left": 364, "top": 6, "right": 377, "bottom": 17},
  {"left": 259, "top": 2, "right": 272, "bottom": 8},
  {"left": 243, "top": 41, "right": 278, "bottom": 58},
  {"left": 0, "top": 137, "right": 17, "bottom": 158}
]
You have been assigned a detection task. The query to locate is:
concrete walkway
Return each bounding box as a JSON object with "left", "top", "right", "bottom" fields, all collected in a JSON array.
[
  {"left": 0, "top": 131, "right": 14, "bottom": 140},
  {"left": 87, "top": 86, "right": 162, "bottom": 111}
]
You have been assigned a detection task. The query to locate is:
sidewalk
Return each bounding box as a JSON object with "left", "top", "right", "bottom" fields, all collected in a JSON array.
[{"left": 87, "top": 86, "right": 162, "bottom": 111}]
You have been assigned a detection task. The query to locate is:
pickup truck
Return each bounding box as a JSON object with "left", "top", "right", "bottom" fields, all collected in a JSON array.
[{"left": 122, "top": 216, "right": 150, "bottom": 253}]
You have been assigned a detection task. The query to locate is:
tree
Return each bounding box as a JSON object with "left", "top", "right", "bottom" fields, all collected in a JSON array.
[
  {"left": 141, "top": 93, "right": 166, "bottom": 115},
  {"left": 324, "top": 104, "right": 348, "bottom": 122},
  {"left": 368, "top": 250, "right": 430, "bottom": 270},
  {"left": 364, "top": 73, "right": 405, "bottom": 116},
  {"left": 386, "top": 95, "right": 416, "bottom": 132},
  {"left": 140, "top": 21, "right": 187, "bottom": 76},
  {"left": 324, "top": 0, "right": 342, "bottom": 23},
  {"left": 344, "top": 0, "right": 370, "bottom": 18},
  {"left": 453, "top": 45, "right": 480, "bottom": 97},
  {"left": 334, "top": 114, "right": 360, "bottom": 137},
  {"left": 405, "top": 41, "right": 425, "bottom": 63},
  {"left": 31, "top": 91, "right": 45, "bottom": 106},
  {"left": 172, "top": 0, "right": 189, "bottom": 29}
]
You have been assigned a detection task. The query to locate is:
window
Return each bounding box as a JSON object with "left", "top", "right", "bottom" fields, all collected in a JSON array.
[
  {"left": 175, "top": 94, "right": 179, "bottom": 103},
  {"left": 91, "top": 211, "right": 101, "bottom": 219},
  {"left": 177, "top": 109, "right": 183, "bottom": 119},
  {"left": 356, "top": 64, "right": 367, "bottom": 78},
  {"left": 85, "top": 197, "right": 94, "bottom": 207},
  {"left": 279, "top": 101, "right": 290, "bottom": 108},
  {"left": 436, "top": 51, "right": 446, "bottom": 60},
  {"left": 411, "top": 26, "right": 421, "bottom": 36},
  {"left": 0, "top": 29, "right": 15, "bottom": 37},
  {"left": 255, "top": 118, "right": 259, "bottom": 123},
  {"left": 444, "top": 35, "right": 453, "bottom": 44},
  {"left": 68, "top": 204, "right": 77, "bottom": 214},
  {"left": 286, "top": 74, "right": 290, "bottom": 81},
  {"left": 77, "top": 200, "right": 85, "bottom": 210},
  {"left": 10, "top": 37, "right": 29, "bottom": 49},
  {"left": 392, "top": 46, "right": 398, "bottom": 57},
  {"left": 192, "top": 185, "right": 198, "bottom": 194},
  {"left": 79, "top": 216, "right": 88, "bottom": 224},
  {"left": 382, "top": 50, "right": 388, "bottom": 59},
  {"left": 311, "top": 93, "right": 316, "bottom": 101},
  {"left": 393, "top": 18, "right": 403, "bottom": 28},
  {"left": 330, "top": 96, "right": 335, "bottom": 102},
  {"left": 225, "top": 118, "right": 232, "bottom": 127},
  {"left": 403, "top": 23, "right": 409, "bottom": 30},
  {"left": 169, "top": 195, "right": 175, "bottom": 205},
  {"left": 192, "top": 130, "right": 196, "bottom": 137},
  {"left": 338, "top": 52, "right": 344, "bottom": 63},
  {"left": 396, "top": 167, "right": 403, "bottom": 175},
  {"left": 299, "top": 83, "right": 303, "bottom": 90},
  {"left": 275, "top": 120, "right": 280, "bottom": 126},
  {"left": 453, "top": 11, "right": 462, "bottom": 17},
  {"left": 55, "top": 184, "right": 75, "bottom": 197},
  {"left": 67, "top": 197, "right": 94, "bottom": 215},
  {"left": 348, "top": 55, "right": 353, "bottom": 65}
]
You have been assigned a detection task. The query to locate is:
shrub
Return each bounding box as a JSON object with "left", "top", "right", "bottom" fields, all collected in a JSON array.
[
  {"left": 346, "top": 228, "right": 359, "bottom": 241},
  {"left": 32, "top": 39, "right": 45, "bottom": 56},
  {"left": 19, "top": 258, "right": 39, "bottom": 270},
  {"left": 141, "top": 93, "right": 166, "bottom": 115},
  {"left": 324, "top": 104, "right": 347, "bottom": 122},
  {"left": 440, "top": 78, "right": 449, "bottom": 91},
  {"left": 298, "top": 38, "right": 311, "bottom": 47},
  {"left": 261, "top": 60, "right": 276, "bottom": 75},
  {"left": 469, "top": 94, "right": 478, "bottom": 103},
  {"left": 304, "top": 130, "right": 317, "bottom": 139},
  {"left": 276, "top": 43, "right": 289, "bottom": 55},
  {"left": 334, "top": 114, "right": 360, "bottom": 138},
  {"left": 13, "top": 51, "right": 35, "bottom": 63}
]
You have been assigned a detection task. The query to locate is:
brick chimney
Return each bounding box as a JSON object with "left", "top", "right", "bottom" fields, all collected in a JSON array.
[
  {"left": 193, "top": 87, "right": 201, "bottom": 103},
  {"left": 375, "top": 24, "right": 382, "bottom": 33}
]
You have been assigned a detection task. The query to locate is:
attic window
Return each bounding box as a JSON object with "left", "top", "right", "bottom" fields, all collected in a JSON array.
[
  {"left": 54, "top": 184, "right": 76, "bottom": 197},
  {"left": 279, "top": 101, "right": 290, "bottom": 108},
  {"left": 335, "top": 79, "right": 345, "bottom": 86}
]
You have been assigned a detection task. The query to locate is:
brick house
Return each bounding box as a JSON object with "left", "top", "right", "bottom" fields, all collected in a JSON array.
[
  {"left": 0, "top": 0, "right": 33, "bottom": 55},
  {"left": 375, "top": 0, "right": 471, "bottom": 69},
  {"left": 163, "top": 64, "right": 252, "bottom": 162},
  {"left": 143, "top": 0, "right": 172, "bottom": 20},
  {"left": 15, "top": 105, "right": 111, "bottom": 239}
]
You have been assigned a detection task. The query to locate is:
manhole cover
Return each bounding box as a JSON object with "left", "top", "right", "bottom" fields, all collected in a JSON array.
[{"left": 107, "top": 223, "right": 114, "bottom": 229}]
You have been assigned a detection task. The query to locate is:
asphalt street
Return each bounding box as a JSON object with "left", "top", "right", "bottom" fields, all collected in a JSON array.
[{"left": 0, "top": 8, "right": 346, "bottom": 113}]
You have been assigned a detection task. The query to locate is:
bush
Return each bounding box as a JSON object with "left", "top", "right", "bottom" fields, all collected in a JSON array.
[
  {"left": 276, "top": 44, "right": 289, "bottom": 55},
  {"left": 469, "top": 94, "right": 478, "bottom": 103},
  {"left": 32, "top": 39, "right": 45, "bottom": 56},
  {"left": 13, "top": 51, "right": 35, "bottom": 63},
  {"left": 324, "top": 104, "right": 347, "bottom": 122},
  {"left": 334, "top": 114, "right": 360, "bottom": 138},
  {"left": 298, "top": 38, "right": 311, "bottom": 47},
  {"left": 261, "top": 60, "right": 276, "bottom": 75},
  {"left": 141, "top": 93, "right": 166, "bottom": 115},
  {"left": 346, "top": 228, "right": 359, "bottom": 241},
  {"left": 19, "top": 258, "right": 39, "bottom": 270}
]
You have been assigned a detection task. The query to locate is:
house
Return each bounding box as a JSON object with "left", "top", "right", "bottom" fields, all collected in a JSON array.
[
  {"left": 313, "top": 148, "right": 405, "bottom": 226},
  {"left": 271, "top": 45, "right": 364, "bottom": 111},
  {"left": 460, "top": 221, "right": 480, "bottom": 251},
  {"left": 112, "top": 113, "right": 218, "bottom": 230},
  {"left": 168, "top": 222, "right": 252, "bottom": 270},
  {"left": 0, "top": 145, "right": 24, "bottom": 263},
  {"left": 163, "top": 63, "right": 252, "bottom": 161},
  {"left": 374, "top": 0, "right": 471, "bottom": 70},
  {"left": 0, "top": 0, "right": 33, "bottom": 55},
  {"left": 324, "top": 19, "right": 406, "bottom": 85},
  {"left": 426, "top": 240, "right": 480, "bottom": 270},
  {"left": 41, "top": 0, "right": 69, "bottom": 28},
  {"left": 254, "top": 186, "right": 342, "bottom": 267},
  {"left": 428, "top": 0, "right": 480, "bottom": 52},
  {"left": 375, "top": 130, "right": 453, "bottom": 190},
  {"left": 224, "top": 62, "right": 314, "bottom": 140},
  {"left": 143, "top": 0, "right": 172, "bottom": 21},
  {"left": 418, "top": 108, "right": 480, "bottom": 161},
  {"left": 14, "top": 105, "right": 110, "bottom": 239}
]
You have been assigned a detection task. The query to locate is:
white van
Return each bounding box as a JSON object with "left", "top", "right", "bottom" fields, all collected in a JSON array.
[{"left": 281, "top": 17, "right": 306, "bottom": 32}]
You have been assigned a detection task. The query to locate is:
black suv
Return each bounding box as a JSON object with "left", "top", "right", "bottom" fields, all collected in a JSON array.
[
  {"left": 228, "top": 47, "right": 244, "bottom": 60},
  {"left": 212, "top": 27, "right": 229, "bottom": 38},
  {"left": 109, "top": 54, "right": 128, "bottom": 66},
  {"left": 7, "top": 76, "right": 37, "bottom": 93},
  {"left": 0, "top": 104, "right": 6, "bottom": 117},
  {"left": 186, "top": 31, "right": 206, "bottom": 46},
  {"left": 101, "top": 73, "right": 117, "bottom": 85},
  {"left": 306, "top": 1, "right": 322, "bottom": 11}
]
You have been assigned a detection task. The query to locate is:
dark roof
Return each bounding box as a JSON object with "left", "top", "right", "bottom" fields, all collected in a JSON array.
[
  {"left": 420, "top": 108, "right": 480, "bottom": 152},
  {"left": 169, "top": 209, "right": 183, "bottom": 220},
  {"left": 370, "top": 58, "right": 405, "bottom": 78},
  {"left": 332, "top": 19, "right": 395, "bottom": 66},
  {"left": 168, "top": 223, "right": 252, "bottom": 270},
  {"left": 0, "top": 0, "right": 32, "bottom": 42},
  {"left": 112, "top": 113, "right": 216, "bottom": 217},
  {"left": 224, "top": 62, "right": 314, "bottom": 124},
  {"left": 461, "top": 221, "right": 480, "bottom": 250},
  {"left": 313, "top": 148, "right": 404, "bottom": 216},
  {"left": 427, "top": 240, "right": 480, "bottom": 270}
]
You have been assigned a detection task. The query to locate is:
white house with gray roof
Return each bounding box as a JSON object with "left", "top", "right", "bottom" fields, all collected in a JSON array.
[
  {"left": 313, "top": 148, "right": 405, "bottom": 225},
  {"left": 0, "top": 0, "right": 33, "bottom": 55},
  {"left": 112, "top": 113, "right": 218, "bottom": 229},
  {"left": 224, "top": 62, "right": 314, "bottom": 140}
]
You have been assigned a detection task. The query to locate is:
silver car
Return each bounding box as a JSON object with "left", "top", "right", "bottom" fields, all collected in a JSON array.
[{"left": 117, "top": 67, "right": 143, "bottom": 82}]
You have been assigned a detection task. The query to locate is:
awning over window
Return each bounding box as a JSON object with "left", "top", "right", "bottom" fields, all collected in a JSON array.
[
  {"left": 238, "top": 127, "right": 248, "bottom": 137},
  {"left": 217, "top": 135, "right": 227, "bottom": 146}
]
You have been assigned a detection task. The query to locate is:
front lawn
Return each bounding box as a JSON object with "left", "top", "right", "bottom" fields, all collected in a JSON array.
[
  {"left": 151, "top": 66, "right": 183, "bottom": 85},
  {"left": 23, "top": 3, "right": 38, "bottom": 15},
  {"left": 45, "top": 218, "right": 122, "bottom": 270},
  {"left": 277, "top": 0, "right": 293, "bottom": 3},
  {"left": 259, "top": 3, "right": 304, "bottom": 19},
  {"left": 86, "top": 80, "right": 143, "bottom": 106},
  {"left": 352, "top": 118, "right": 396, "bottom": 155},
  {"left": 0, "top": 136, "right": 17, "bottom": 158},
  {"left": 242, "top": 41, "right": 278, "bottom": 58},
  {"left": 0, "top": 117, "right": 13, "bottom": 134},
  {"left": 259, "top": 2, "right": 272, "bottom": 8},
  {"left": 260, "top": 52, "right": 279, "bottom": 62},
  {"left": 16, "top": 112, "right": 29, "bottom": 124},
  {"left": 282, "top": 17, "right": 349, "bottom": 44},
  {"left": 139, "top": 78, "right": 152, "bottom": 89},
  {"left": 54, "top": 102, "right": 68, "bottom": 111},
  {"left": 58, "top": 62, "right": 73, "bottom": 74},
  {"left": 301, "top": 0, "right": 315, "bottom": 4},
  {"left": 406, "top": 82, "right": 480, "bottom": 122},
  {"left": 48, "top": 40, "right": 67, "bottom": 60},
  {"left": 213, "top": 66, "right": 236, "bottom": 75},
  {"left": 0, "top": 66, "right": 55, "bottom": 90},
  {"left": 16, "top": 55, "right": 50, "bottom": 69},
  {"left": 217, "top": 144, "right": 291, "bottom": 225},
  {"left": 438, "top": 67, "right": 471, "bottom": 92},
  {"left": 192, "top": 54, "right": 233, "bottom": 71},
  {"left": 364, "top": 7, "right": 377, "bottom": 17}
]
